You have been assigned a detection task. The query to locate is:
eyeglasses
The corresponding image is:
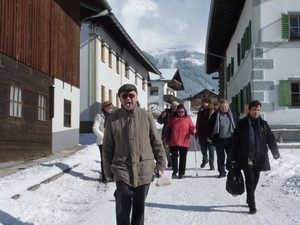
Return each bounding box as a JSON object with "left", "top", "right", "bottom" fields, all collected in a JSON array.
[
  {"left": 177, "top": 111, "right": 185, "bottom": 114},
  {"left": 121, "top": 93, "right": 136, "bottom": 100}
]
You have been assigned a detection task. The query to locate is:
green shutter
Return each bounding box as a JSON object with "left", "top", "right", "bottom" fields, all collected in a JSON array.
[
  {"left": 227, "top": 63, "right": 231, "bottom": 81},
  {"left": 247, "top": 82, "right": 251, "bottom": 102},
  {"left": 231, "top": 57, "right": 234, "bottom": 77},
  {"left": 237, "top": 91, "right": 242, "bottom": 114},
  {"left": 243, "top": 86, "right": 248, "bottom": 106},
  {"left": 248, "top": 21, "right": 252, "bottom": 49},
  {"left": 237, "top": 43, "right": 241, "bottom": 66},
  {"left": 242, "top": 36, "right": 245, "bottom": 58},
  {"left": 226, "top": 65, "right": 230, "bottom": 82},
  {"left": 279, "top": 80, "right": 291, "bottom": 106},
  {"left": 281, "top": 13, "right": 290, "bottom": 39},
  {"left": 231, "top": 96, "right": 236, "bottom": 113}
]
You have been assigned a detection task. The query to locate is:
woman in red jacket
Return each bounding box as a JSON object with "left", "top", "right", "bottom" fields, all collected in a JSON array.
[{"left": 164, "top": 104, "right": 196, "bottom": 179}]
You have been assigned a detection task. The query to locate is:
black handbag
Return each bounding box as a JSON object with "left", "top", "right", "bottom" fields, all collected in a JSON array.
[{"left": 226, "top": 164, "right": 245, "bottom": 196}]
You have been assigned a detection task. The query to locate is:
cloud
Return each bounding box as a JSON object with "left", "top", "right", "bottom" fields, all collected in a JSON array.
[{"left": 108, "top": 0, "right": 210, "bottom": 53}]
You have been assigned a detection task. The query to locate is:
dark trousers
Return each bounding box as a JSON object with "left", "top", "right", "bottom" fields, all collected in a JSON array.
[
  {"left": 98, "top": 145, "right": 106, "bottom": 182},
  {"left": 215, "top": 138, "right": 232, "bottom": 175},
  {"left": 114, "top": 181, "right": 150, "bottom": 225},
  {"left": 243, "top": 166, "right": 260, "bottom": 209},
  {"left": 200, "top": 142, "right": 215, "bottom": 167},
  {"left": 170, "top": 146, "right": 188, "bottom": 176}
]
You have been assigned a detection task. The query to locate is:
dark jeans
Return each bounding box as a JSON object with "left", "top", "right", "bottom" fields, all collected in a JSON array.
[
  {"left": 215, "top": 138, "right": 232, "bottom": 175},
  {"left": 170, "top": 146, "right": 188, "bottom": 176},
  {"left": 243, "top": 166, "right": 260, "bottom": 209},
  {"left": 98, "top": 145, "right": 106, "bottom": 181},
  {"left": 200, "top": 142, "right": 215, "bottom": 167},
  {"left": 114, "top": 181, "right": 150, "bottom": 225}
]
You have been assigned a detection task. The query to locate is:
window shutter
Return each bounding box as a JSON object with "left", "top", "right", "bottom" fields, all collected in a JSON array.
[
  {"left": 279, "top": 80, "right": 290, "bottom": 106},
  {"left": 243, "top": 86, "right": 248, "bottom": 106},
  {"left": 281, "top": 13, "right": 290, "bottom": 39},
  {"left": 231, "top": 57, "right": 234, "bottom": 77},
  {"left": 237, "top": 43, "right": 241, "bottom": 66},
  {"left": 226, "top": 65, "right": 230, "bottom": 82},
  {"left": 242, "top": 36, "right": 245, "bottom": 58},
  {"left": 231, "top": 96, "right": 237, "bottom": 113},
  {"left": 248, "top": 21, "right": 252, "bottom": 49}
]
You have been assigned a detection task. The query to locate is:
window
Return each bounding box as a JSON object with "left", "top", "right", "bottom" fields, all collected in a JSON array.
[
  {"left": 109, "top": 89, "right": 112, "bottom": 102},
  {"left": 116, "top": 93, "right": 120, "bottom": 108},
  {"left": 109, "top": 47, "right": 113, "bottom": 68},
  {"left": 150, "top": 87, "right": 159, "bottom": 95},
  {"left": 291, "top": 82, "right": 300, "bottom": 105},
  {"left": 279, "top": 80, "right": 300, "bottom": 106},
  {"left": 290, "top": 15, "right": 300, "bottom": 38},
  {"left": 38, "top": 94, "right": 47, "bottom": 121},
  {"left": 135, "top": 71, "right": 138, "bottom": 85},
  {"left": 101, "top": 40, "right": 105, "bottom": 62},
  {"left": 101, "top": 85, "right": 105, "bottom": 103},
  {"left": 125, "top": 62, "right": 129, "bottom": 79},
  {"left": 64, "top": 99, "right": 71, "bottom": 127},
  {"left": 116, "top": 55, "right": 120, "bottom": 74},
  {"left": 282, "top": 13, "right": 300, "bottom": 39},
  {"left": 9, "top": 85, "right": 23, "bottom": 117}
]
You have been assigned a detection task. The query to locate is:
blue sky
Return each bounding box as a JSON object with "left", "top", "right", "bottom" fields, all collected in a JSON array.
[{"left": 107, "top": 0, "right": 211, "bottom": 53}]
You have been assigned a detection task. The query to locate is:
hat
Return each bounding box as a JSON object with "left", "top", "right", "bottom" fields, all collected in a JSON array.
[
  {"left": 118, "top": 84, "right": 138, "bottom": 96},
  {"left": 171, "top": 101, "right": 179, "bottom": 106},
  {"left": 102, "top": 100, "right": 113, "bottom": 109}
]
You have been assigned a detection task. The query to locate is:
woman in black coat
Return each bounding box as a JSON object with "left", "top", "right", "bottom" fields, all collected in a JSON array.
[{"left": 232, "top": 100, "right": 280, "bottom": 214}]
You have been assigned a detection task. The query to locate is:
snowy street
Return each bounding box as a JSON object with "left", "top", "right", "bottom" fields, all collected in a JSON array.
[{"left": 0, "top": 133, "right": 299, "bottom": 225}]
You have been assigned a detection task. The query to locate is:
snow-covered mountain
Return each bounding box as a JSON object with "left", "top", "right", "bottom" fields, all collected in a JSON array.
[{"left": 145, "top": 48, "right": 219, "bottom": 99}]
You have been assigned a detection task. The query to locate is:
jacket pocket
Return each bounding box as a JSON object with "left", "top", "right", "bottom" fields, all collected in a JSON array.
[
  {"left": 140, "top": 152, "right": 154, "bottom": 161},
  {"left": 139, "top": 152, "right": 154, "bottom": 176}
]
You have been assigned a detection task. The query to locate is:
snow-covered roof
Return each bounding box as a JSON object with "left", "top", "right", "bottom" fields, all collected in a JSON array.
[{"left": 149, "top": 68, "right": 178, "bottom": 81}]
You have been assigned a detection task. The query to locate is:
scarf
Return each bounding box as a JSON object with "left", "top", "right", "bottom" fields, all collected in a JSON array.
[
  {"left": 213, "top": 108, "right": 235, "bottom": 134},
  {"left": 102, "top": 109, "right": 112, "bottom": 128},
  {"left": 248, "top": 116, "right": 263, "bottom": 162}
]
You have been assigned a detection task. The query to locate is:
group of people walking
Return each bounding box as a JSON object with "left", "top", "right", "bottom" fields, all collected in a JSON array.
[
  {"left": 92, "top": 83, "right": 280, "bottom": 224},
  {"left": 160, "top": 98, "right": 279, "bottom": 216}
]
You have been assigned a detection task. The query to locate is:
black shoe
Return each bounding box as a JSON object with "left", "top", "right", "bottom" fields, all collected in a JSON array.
[
  {"left": 167, "top": 162, "right": 172, "bottom": 168},
  {"left": 249, "top": 208, "right": 257, "bottom": 214},
  {"left": 200, "top": 161, "right": 208, "bottom": 168},
  {"left": 210, "top": 166, "right": 215, "bottom": 170},
  {"left": 172, "top": 172, "right": 177, "bottom": 179},
  {"left": 218, "top": 173, "right": 226, "bottom": 178},
  {"left": 179, "top": 175, "right": 184, "bottom": 179}
]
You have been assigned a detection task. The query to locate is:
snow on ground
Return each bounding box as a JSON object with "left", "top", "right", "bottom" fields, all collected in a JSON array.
[{"left": 0, "top": 132, "right": 300, "bottom": 224}]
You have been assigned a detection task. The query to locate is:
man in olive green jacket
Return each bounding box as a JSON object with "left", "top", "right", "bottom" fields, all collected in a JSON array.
[{"left": 103, "top": 84, "right": 166, "bottom": 225}]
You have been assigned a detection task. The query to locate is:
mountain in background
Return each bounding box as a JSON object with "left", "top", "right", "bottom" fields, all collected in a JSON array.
[{"left": 144, "top": 48, "right": 219, "bottom": 99}]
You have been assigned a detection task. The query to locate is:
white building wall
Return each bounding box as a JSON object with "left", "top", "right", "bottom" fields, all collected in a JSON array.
[
  {"left": 226, "top": 0, "right": 253, "bottom": 103},
  {"left": 263, "top": 48, "right": 300, "bottom": 124},
  {"left": 52, "top": 78, "right": 80, "bottom": 152},
  {"left": 225, "top": 0, "right": 300, "bottom": 128},
  {"left": 80, "top": 23, "right": 151, "bottom": 120},
  {"left": 148, "top": 81, "right": 165, "bottom": 109}
]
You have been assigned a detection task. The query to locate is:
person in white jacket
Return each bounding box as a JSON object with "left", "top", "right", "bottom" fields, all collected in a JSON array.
[{"left": 92, "top": 100, "right": 114, "bottom": 182}]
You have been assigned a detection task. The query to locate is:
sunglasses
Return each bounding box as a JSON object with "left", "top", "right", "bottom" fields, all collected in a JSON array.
[
  {"left": 121, "top": 93, "right": 136, "bottom": 100},
  {"left": 177, "top": 111, "right": 185, "bottom": 114}
]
